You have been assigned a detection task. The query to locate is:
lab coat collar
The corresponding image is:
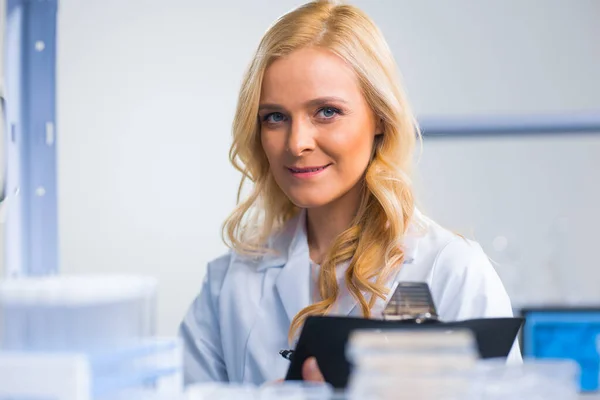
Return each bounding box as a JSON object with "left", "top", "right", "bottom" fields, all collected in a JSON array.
[
  {"left": 256, "top": 207, "right": 423, "bottom": 271},
  {"left": 255, "top": 209, "right": 307, "bottom": 271},
  {"left": 272, "top": 209, "right": 311, "bottom": 324},
  {"left": 256, "top": 208, "right": 425, "bottom": 322}
]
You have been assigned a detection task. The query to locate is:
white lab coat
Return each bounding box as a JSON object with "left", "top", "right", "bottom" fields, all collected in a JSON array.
[{"left": 179, "top": 209, "right": 521, "bottom": 385}]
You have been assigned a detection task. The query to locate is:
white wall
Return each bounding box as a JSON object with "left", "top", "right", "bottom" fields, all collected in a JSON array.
[
  {"left": 0, "top": 0, "right": 5, "bottom": 278},
  {"left": 56, "top": 0, "right": 600, "bottom": 335}
]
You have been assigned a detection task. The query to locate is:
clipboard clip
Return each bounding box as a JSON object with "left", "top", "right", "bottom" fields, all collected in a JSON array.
[{"left": 382, "top": 282, "right": 439, "bottom": 324}]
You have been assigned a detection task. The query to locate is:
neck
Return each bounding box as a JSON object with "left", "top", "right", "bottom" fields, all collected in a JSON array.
[{"left": 306, "top": 181, "right": 364, "bottom": 264}]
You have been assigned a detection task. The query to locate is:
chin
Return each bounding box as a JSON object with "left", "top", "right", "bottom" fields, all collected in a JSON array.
[
  {"left": 285, "top": 192, "right": 333, "bottom": 209},
  {"left": 288, "top": 198, "right": 330, "bottom": 209}
]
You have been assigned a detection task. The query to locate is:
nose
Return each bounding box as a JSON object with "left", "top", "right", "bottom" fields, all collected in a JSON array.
[{"left": 287, "top": 118, "right": 315, "bottom": 156}]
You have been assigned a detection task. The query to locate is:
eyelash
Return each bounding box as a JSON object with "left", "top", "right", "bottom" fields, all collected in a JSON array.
[{"left": 261, "top": 106, "right": 343, "bottom": 124}]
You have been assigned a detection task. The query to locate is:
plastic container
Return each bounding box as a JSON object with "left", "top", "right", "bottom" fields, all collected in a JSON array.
[
  {"left": 260, "top": 381, "right": 334, "bottom": 400},
  {"left": 91, "top": 338, "right": 182, "bottom": 398},
  {"left": 0, "top": 337, "right": 182, "bottom": 400},
  {"left": 345, "top": 329, "right": 478, "bottom": 400},
  {"left": 0, "top": 275, "right": 157, "bottom": 351},
  {"left": 185, "top": 383, "right": 259, "bottom": 400},
  {"left": 186, "top": 382, "right": 336, "bottom": 400},
  {"left": 464, "top": 358, "right": 580, "bottom": 399}
]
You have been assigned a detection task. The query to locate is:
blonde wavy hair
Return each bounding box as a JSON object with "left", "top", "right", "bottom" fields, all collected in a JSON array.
[{"left": 223, "top": 0, "right": 420, "bottom": 341}]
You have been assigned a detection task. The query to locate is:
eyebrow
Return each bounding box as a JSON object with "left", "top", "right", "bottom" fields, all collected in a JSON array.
[{"left": 258, "top": 96, "right": 349, "bottom": 112}]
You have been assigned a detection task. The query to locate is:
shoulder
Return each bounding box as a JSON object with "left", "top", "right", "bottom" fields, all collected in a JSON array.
[
  {"left": 421, "top": 217, "right": 497, "bottom": 291},
  {"left": 410, "top": 212, "right": 513, "bottom": 320},
  {"left": 206, "top": 252, "right": 233, "bottom": 277},
  {"left": 407, "top": 211, "right": 481, "bottom": 268},
  {"left": 410, "top": 211, "right": 488, "bottom": 274},
  {"left": 204, "top": 247, "right": 269, "bottom": 291},
  {"left": 204, "top": 250, "right": 252, "bottom": 282},
  {"left": 207, "top": 210, "right": 302, "bottom": 278}
]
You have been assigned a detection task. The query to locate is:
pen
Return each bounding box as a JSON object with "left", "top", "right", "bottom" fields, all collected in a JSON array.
[{"left": 279, "top": 349, "right": 295, "bottom": 361}]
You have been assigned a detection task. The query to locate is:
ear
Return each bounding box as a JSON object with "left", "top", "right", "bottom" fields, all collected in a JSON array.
[{"left": 374, "top": 118, "right": 384, "bottom": 137}]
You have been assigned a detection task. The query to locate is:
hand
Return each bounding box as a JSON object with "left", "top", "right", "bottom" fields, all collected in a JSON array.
[{"left": 302, "top": 356, "right": 325, "bottom": 382}]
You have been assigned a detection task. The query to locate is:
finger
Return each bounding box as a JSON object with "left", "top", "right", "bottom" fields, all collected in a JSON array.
[
  {"left": 260, "top": 378, "right": 284, "bottom": 388},
  {"left": 302, "top": 357, "right": 325, "bottom": 382}
]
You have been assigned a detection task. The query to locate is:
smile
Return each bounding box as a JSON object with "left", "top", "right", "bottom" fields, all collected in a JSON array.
[{"left": 287, "top": 164, "right": 331, "bottom": 178}]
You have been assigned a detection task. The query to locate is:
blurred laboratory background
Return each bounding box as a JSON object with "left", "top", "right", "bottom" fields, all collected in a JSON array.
[
  {"left": 1, "top": 0, "right": 600, "bottom": 398},
  {"left": 52, "top": 0, "right": 600, "bottom": 335}
]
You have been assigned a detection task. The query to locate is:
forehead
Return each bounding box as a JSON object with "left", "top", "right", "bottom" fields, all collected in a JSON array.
[{"left": 260, "top": 47, "right": 362, "bottom": 104}]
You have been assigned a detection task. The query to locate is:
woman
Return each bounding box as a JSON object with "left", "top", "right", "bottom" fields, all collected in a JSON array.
[{"left": 180, "top": 0, "right": 520, "bottom": 385}]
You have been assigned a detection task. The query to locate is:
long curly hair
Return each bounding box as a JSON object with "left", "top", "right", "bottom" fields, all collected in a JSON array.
[{"left": 222, "top": 0, "right": 420, "bottom": 342}]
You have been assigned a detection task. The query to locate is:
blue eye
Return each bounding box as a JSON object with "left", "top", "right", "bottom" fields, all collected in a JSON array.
[
  {"left": 317, "top": 107, "right": 340, "bottom": 119},
  {"left": 263, "top": 112, "right": 286, "bottom": 123}
]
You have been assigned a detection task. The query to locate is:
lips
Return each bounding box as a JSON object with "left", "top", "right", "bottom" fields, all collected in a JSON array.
[{"left": 288, "top": 164, "right": 330, "bottom": 173}]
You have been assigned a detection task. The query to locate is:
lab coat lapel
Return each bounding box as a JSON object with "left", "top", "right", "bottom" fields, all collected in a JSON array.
[
  {"left": 342, "top": 212, "right": 423, "bottom": 317},
  {"left": 333, "top": 263, "right": 360, "bottom": 316},
  {"left": 273, "top": 210, "right": 312, "bottom": 324},
  {"left": 267, "top": 208, "right": 424, "bottom": 320}
]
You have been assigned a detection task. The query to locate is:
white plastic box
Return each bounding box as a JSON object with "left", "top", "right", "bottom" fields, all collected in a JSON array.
[
  {"left": 0, "top": 275, "right": 182, "bottom": 399},
  {"left": 0, "top": 338, "right": 183, "bottom": 400},
  {"left": 0, "top": 275, "right": 157, "bottom": 351}
]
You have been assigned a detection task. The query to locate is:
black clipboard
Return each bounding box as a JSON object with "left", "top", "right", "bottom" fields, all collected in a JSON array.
[{"left": 285, "top": 315, "right": 524, "bottom": 388}]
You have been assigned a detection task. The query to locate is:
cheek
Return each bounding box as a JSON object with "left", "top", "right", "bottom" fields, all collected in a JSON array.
[
  {"left": 260, "top": 132, "right": 283, "bottom": 164},
  {"left": 326, "top": 126, "right": 374, "bottom": 170}
]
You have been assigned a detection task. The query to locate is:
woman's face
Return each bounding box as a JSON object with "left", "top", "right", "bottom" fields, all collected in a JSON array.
[{"left": 259, "top": 47, "right": 380, "bottom": 209}]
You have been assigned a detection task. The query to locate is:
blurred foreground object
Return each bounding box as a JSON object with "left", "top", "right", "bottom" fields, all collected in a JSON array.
[
  {"left": 521, "top": 307, "right": 600, "bottom": 392},
  {"left": 345, "top": 329, "right": 580, "bottom": 400},
  {"left": 0, "top": 274, "right": 183, "bottom": 400}
]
